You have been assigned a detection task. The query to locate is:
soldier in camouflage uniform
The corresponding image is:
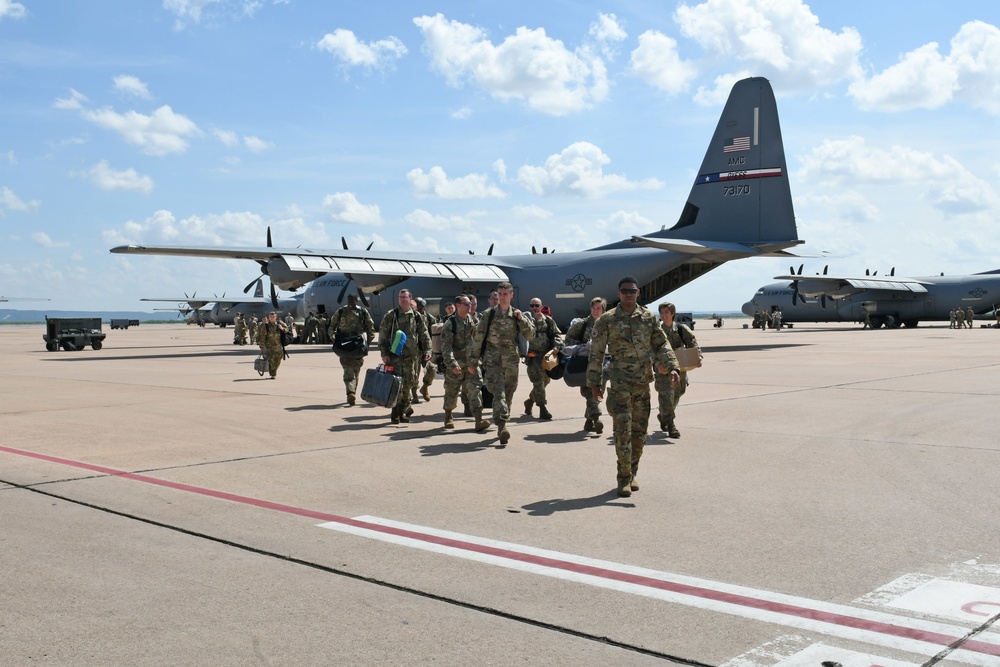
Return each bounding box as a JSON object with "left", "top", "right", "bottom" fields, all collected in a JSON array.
[
  {"left": 655, "top": 302, "right": 700, "bottom": 438},
  {"left": 413, "top": 297, "right": 437, "bottom": 403},
  {"left": 234, "top": 312, "right": 248, "bottom": 345},
  {"left": 258, "top": 311, "right": 288, "bottom": 379},
  {"left": 328, "top": 294, "right": 376, "bottom": 406},
  {"left": 588, "top": 277, "right": 679, "bottom": 498},
  {"left": 523, "top": 297, "right": 562, "bottom": 420},
  {"left": 379, "top": 289, "right": 431, "bottom": 424},
  {"left": 441, "top": 295, "right": 490, "bottom": 431},
  {"left": 564, "top": 296, "right": 607, "bottom": 433},
  {"left": 248, "top": 315, "right": 259, "bottom": 345},
  {"left": 471, "top": 281, "right": 535, "bottom": 445}
]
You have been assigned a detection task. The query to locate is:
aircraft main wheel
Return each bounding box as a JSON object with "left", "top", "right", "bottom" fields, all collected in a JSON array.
[
  {"left": 868, "top": 315, "right": 884, "bottom": 329},
  {"left": 903, "top": 320, "right": 919, "bottom": 328}
]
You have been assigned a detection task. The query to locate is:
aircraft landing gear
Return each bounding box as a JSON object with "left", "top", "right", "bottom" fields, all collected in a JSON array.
[{"left": 868, "top": 315, "right": 884, "bottom": 329}]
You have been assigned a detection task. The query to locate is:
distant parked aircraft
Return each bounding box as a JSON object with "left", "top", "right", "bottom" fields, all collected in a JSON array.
[{"left": 743, "top": 266, "right": 1000, "bottom": 328}]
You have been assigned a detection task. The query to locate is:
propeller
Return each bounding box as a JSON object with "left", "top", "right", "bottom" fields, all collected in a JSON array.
[
  {"left": 241, "top": 227, "right": 279, "bottom": 308},
  {"left": 337, "top": 235, "right": 370, "bottom": 306},
  {"left": 789, "top": 264, "right": 804, "bottom": 305}
]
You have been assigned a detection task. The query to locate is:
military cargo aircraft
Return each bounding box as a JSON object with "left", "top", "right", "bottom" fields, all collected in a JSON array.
[
  {"left": 141, "top": 290, "right": 304, "bottom": 327},
  {"left": 742, "top": 266, "right": 1000, "bottom": 328},
  {"left": 112, "top": 76, "right": 804, "bottom": 329}
]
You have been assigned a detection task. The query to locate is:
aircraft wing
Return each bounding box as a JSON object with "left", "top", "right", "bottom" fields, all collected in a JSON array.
[
  {"left": 773, "top": 274, "right": 930, "bottom": 294},
  {"left": 113, "top": 244, "right": 513, "bottom": 290},
  {"left": 141, "top": 297, "right": 214, "bottom": 310}
]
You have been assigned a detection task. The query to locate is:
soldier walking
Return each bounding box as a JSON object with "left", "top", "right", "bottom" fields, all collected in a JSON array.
[
  {"left": 471, "top": 281, "right": 534, "bottom": 445},
  {"left": 564, "top": 297, "right": 607, "bottom": 433},
  {"left": 328, "top": 294, "right": 376, "bottom": 406},
  {"left": 258, "top": 311, "right": 288, "bottom": 379},
  {"left": 655, "top": 302, "right": 700, "bottom": 438},
  {"left": 441, "top": 295, "right": 490, "bottom": 431},
  {"left": 378, "top": 289, "right": 431, "bottom": 424},
  {"left": 588, "top": 277, "right": 679, "bottom": 498},
  {"left": 523, "top": 297, "right": 562, "bottom": 420}
]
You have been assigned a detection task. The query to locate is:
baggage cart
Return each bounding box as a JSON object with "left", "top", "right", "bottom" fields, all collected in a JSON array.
[{"left": 43, "top": 317, "right": 106, "bottom": 351}]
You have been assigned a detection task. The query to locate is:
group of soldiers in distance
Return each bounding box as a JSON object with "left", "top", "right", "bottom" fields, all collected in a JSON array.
[
  {"left": 322, "top": 278, "right": 701, "bottom": 498},
  {"left": 751, "top": 307, "right": 783, "bottom": 331},
  {"left": 949, "top": 307, "right": 977, "bottom": 329}
]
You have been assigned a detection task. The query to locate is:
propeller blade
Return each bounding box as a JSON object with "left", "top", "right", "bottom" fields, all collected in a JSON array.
[
  {"left": 243, "top": 276, "right": 261, "bottom": 294},
  {"left": 366, "top": 241, "right": 373, "bottom": 251},
  {"left": 337, "top": 277, "right": 353, "bottom": 303},
  {"left": 342, "top": 236, "right": 349, "bottom": 250},
  {"left": 487, "top": 243, "right": 494, "bottom": 255},
  {"left": 270, "top": 282, "right": 279, "bottom": 309},
  {"left": 823, "top": 265, "right": 828, "bottom": 275},
  {"left": 266, "top": 226, "right": 273, "bottom": 248},
  {"left": 890, "top": 267, "right": 895, "bottom": 276},
  {"left": 797, "top": 263, "right": 804, "bottom": 275},
  {"left": 532, "top": 246, "right": 537, "bottom": 254}
]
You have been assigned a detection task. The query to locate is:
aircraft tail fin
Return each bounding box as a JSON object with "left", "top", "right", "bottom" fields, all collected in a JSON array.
[{"left": 653, "top": 77, "right": 799, "bottom": 248}]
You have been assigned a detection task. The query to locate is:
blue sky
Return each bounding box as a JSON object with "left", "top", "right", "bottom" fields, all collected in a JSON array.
[{"left": 2, "top": 0, "right": 999, "bottom": 311}]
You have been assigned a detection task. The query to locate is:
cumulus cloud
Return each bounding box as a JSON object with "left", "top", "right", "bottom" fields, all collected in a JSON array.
[
  {"left": 213, "top": 128, "right": 239, "bottom": 146},
  {"left": 629, "top": 30, "right": 698, "bottom": 95},
  {"left": 413, "top": 13, "right": 610, "bottom": 116},
  {"left": 512, "top": 204, "right": 553, "bottom": 220},
  {"left": 114, "top": 75, "right": 152, "bottom": 100},
  {"left": 674, "top": 0, "right": 863, "bottom": 100},
  {"left": 407, "top": 166, "right": 506, "bottom": 199},
  {"left": 589, "top": 13, "right": 627, "bottom": 59},
  {"left": 80, "top": 105, "right": 201, "bottom": 156},
  {"left": 0, "top": 0, "right": 26, "bottom": 20},
  {"left": 850, "top": 21, "right": 1000, "bottom": 115},
  {"left": 799, "top": 136, "right": 1000, "bottom": 214},
  {"left": 77, "top": 161, "right": 154, "bottom": 194},
  {"left": 323, "top": 192, "right": 383, "bottom": 226},
  {"left": 53, "top": 89, "right": 89, "bottom": 111},
  {"left": 451, "top": 106, "right": 472, "bottom": 120},
  {"left": 102, "top": 208, "right": 324, "bottom": 247},
  {"left": 317, "top": 28, "right": 407, "bottom": 72},
  {"left": 516, "top": 142, "right": 663, "bottom": 198},
  {"left": 0, "top": 186, "right": 40, "bottom": 213},
  {"left": 32, "top": 232, "right": 68, "bottom": 248},
  {"left": 402, "top": 208, "right": 485, "bottom": 233}
]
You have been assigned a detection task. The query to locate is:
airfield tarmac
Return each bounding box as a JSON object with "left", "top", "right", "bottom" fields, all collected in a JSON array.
[{"left": 1, "top": 320, "right": 999, "bottom": 666}]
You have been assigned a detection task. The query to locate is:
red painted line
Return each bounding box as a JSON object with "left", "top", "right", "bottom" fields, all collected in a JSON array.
[{"left": 3, "top": 444, "right": 998, "bottom": 657}]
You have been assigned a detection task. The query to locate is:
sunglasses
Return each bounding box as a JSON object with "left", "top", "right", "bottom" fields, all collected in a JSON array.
[
  {"left": 619, "top": 288, "right": 639, "bottom": 294},
  {"left": 529, "top": 304, "right": 542, "bottom": 308}
]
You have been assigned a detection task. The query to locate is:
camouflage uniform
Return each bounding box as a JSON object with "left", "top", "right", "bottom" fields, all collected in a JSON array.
[
  {"left": 328, "top": 304, "right": 376, "bottom": 404},
  {"left": 234, "top": 313, "right": 248, "bottom": 345},
  {"left": 303, "top": 313, "right": 318, "bottom": 343},
  {"left": 471, "top": 306, "right": 535, "bottom": 434},
  {"left": 565, "top": 315, "right": 604, "bottom": 430},
  {"left": 524, "top": 313, "right": 562, "bottom": 416},
  {"left": 655, "top": 321, "right": 699, "bottom": 433},
  {"left": 378, "top": 307, "right": 431, "bottom": 421},
  {"left": 248, "top": 316, "right": 258, "bottom": 345},
  {"left": 441, "top": 314, "right": 488, "bottom": 430},
  {"left": 966, "top": 307, "right": 975, "bottom": 329},
  {"left": 259, "top": 320, "right": 287, "bottom": 378},
  {"left": 588, "top": 305, "right": 678, "bottom": 490},
  {"left": 416, "top": 309, "right": 437, "bottom": 401}
]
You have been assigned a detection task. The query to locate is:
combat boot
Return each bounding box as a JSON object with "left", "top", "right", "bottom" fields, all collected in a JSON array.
[
  {"left": 658, "top": 414, "right": 667, "bottom": 432},
  {"left": 666, "top": 417, "right": 680, "bottom": 439},
  {"left": 497, "top": 420, "right": 510, "bottom": 445},
  {"left": 399, "top": 411, "right": 410, "bottom": 423},
  {"left": 594, "top": 418, "right": 604, "bottom": 434},
  {"left": 444, "top": 410, "right": 455, "bottom": 429},
  {"left": 411, "top": 390, "right": 420, "bottom": 404},
  {"left": 584, "top": 417, "right": 595, "bottom": 432},
  {"left": 523, "top": 398, "right": 533, "bottom": 416},
  {"left": 421, "top": 384, "right": 431, "bottom": 402},
  {"left": 473, "top": 409, "right": 490, "bottom": 432},
  {"left": 347, "top": 393, "right": 356, "bottom": 406},
  {"left": 616, "top": 477, "right": 632, "bottom": 498},
  {"left": 405, "top": 406, "right": 414, "bottom": 417},
  {"left": 390, "top": 406, "right": 400, "bottom": 424},
  {"left": 538, "top": 405, "right": 552, "bottom": 420},
  {"left": 630, "top": 464, "right": 640, "bottom": 491}
]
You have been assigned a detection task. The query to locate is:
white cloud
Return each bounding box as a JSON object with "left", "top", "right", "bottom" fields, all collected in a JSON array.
[
  {"left": 0, "top": 0, "right": 26, "bottom": 20},
  {"left": 493, "top": 158, "right": 507, "bottom": 182},
  {"left": 317, "top": 28, "right": 407, "bottom": 72},
  {"left": 32, "top": 232, "right": 68, "bottom": 248},
  {"left": 451, "top": 106, "right": 472, "bottom": 120},
  {"left": 407, "top": 166, "right": 506, "bottom": 200},
  {"left": 596, "top": 210, "right": 656, "bottom": 237},
  {"left": 81, "top": 105, "right": 201, "bottom": 156},
  {"left": 322, "top": 192, "right": 383, "bottom": 226},
  {"left": 0, "top": 186, "right": 40, "bottom": 213},
  {"left": 403, "top": 208, "right": 483, "bottom": 232},
  {"left": 102, "top": 208, "right": 321, "bottom": 247},
  {"left": 516, "top": 142, "right": 663, "bottom": 198},
  {"left": 53, "top": 89, "right": 89, "bottom": 111},
  {"left": 799, "top": 136, "right": 1000, "bottom": 215},
  {"left": 242, "top": 135, "right": 273, "bottom": 152},
  {"left": 113, "top": 75, "right": 152, "bottom": 100},
  {"left": 674, "top": 0, "right": 863, "bottom": 98},
  {"left": 512, "top": 204, "right": 552, "bottom": 220},
  {"left": 413, "top": 13, "right": 610, "bottom": 116},
  {"left": 629, "top": 30, "right": 697, "bottom": 95},
  {"left": 3, "top": 151, "right": 15, "bottom": 165},
  {"left": 77, "top": 160, "right": 154, "bottom": 194},
  {"left": 213, "top": 128, "right": 239, "bottom": 146},
  {"left": 162, "top": 0, "right": 222, "bottom": 26},
  {"left": 589, "top": 13, "right": 627, "bottom": 59},
  {"left": 849, "top": 21, "right": 1000, "bottom": 115}
]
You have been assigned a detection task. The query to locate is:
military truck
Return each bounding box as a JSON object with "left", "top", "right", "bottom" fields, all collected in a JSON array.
[{"left": 43, "top": 317, "right": 107, "bottom": 351}]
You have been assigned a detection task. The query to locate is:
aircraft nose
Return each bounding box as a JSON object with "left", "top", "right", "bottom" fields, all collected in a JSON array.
[{"left": 741, "top": 301, "right": 754, "bottom": 316}]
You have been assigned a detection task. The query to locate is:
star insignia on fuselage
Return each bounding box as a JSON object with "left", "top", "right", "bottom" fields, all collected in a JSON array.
[
  {"left": 968, "top": 287, "right": 987, "bottom": 298},
  {"left": 566, "top": 274, "right": 592, "bottom": 292}
]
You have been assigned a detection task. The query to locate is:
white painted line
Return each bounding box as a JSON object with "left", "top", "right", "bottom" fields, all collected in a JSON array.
[
  {"left": 887, "top": 579, "right": 1000, "bottom": 623},
  {"left": 318, "top": 516, "right": 1000, "bottom": 664},
  {"left": 772, "top": 643, "right": 917, "bottom": 667}
]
